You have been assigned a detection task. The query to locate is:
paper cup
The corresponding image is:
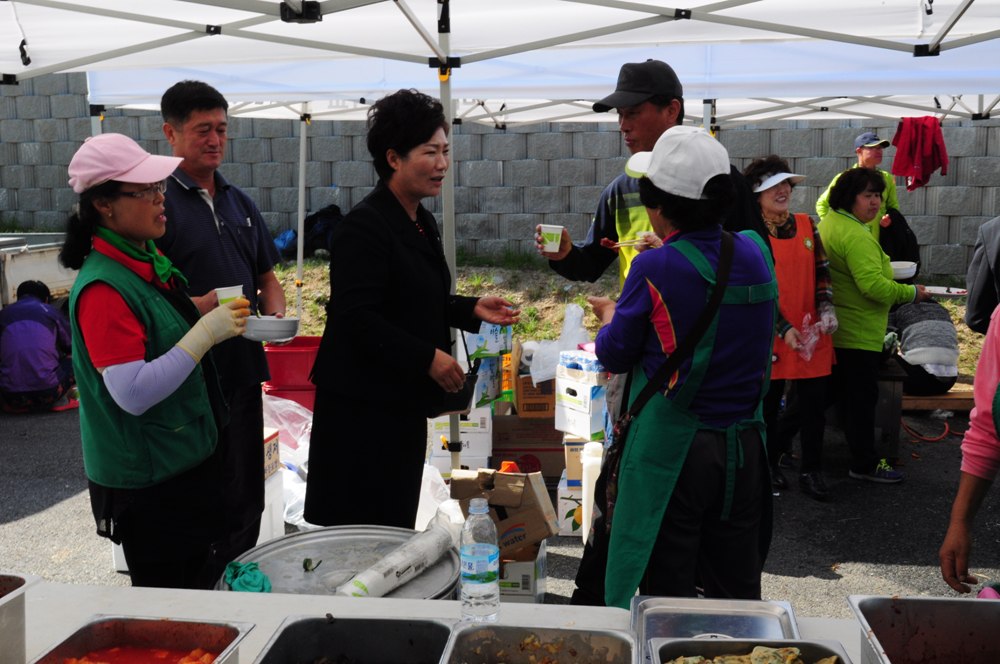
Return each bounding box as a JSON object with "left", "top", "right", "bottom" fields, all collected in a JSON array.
[
  {"left": 539, "top": 224, "right": 564, "bottom": 252},
  {"left": 215, "top": 285, "right": 244, "bottom": 304}
]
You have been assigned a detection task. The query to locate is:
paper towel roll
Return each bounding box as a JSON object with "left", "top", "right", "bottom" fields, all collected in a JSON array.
[{"left": 520, "top": 340, "right": 540, "bottom": 371}]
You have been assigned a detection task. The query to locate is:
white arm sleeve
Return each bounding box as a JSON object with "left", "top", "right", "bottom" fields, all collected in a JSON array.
[{"left": 101, "top": 346, "right": 199, "bottom": 416}]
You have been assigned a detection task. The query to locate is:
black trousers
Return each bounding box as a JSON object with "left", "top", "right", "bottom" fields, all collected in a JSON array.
[
  {"left": 762, "top": 376, "right": 829, "bottom": 473},
  {"left": 831, "top": 348, "right": 881, "bottom": 474},
  {"left": 571, "top": 428, "right": 772, "bottom": 604},
  {"left": 212, "top": 383, "right": 266, "bottom": 569}
]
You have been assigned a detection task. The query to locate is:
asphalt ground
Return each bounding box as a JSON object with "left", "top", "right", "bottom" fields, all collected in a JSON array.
[{"left": 3, "top": 405, "right": 1000, "bottom": 621}]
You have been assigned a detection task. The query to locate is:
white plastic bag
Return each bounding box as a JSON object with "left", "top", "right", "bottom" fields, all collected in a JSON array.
[
  {"left": 529, "top": 303, "right": 592, "bottom": 385},
  {"left": 415, "top": 463, "right": 451, "bottom": 531}
]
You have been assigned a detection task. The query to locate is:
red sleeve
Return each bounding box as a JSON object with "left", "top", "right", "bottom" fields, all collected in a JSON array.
[{"left": 77, "top": 282, "right": 149, "bottom": 369}]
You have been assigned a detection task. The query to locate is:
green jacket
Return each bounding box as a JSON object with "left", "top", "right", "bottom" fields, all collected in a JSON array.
[
  {"left": 818, "top": 208, "right": 916, "bottom": 351},
  {"left": 815, "top": 165, "right": 898, "bottom": 241},
  {"left": 70, "top": 252, "right": 218, "bottom": 488}
]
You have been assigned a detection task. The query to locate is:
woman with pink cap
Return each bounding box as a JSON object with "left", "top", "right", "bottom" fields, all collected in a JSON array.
[{"left": 60, "top": 133, "right": 250, "bottom": 589}]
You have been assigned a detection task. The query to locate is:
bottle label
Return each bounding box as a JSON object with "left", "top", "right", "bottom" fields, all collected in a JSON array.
[{"left": 460, "top": 543, "right": 499, "bottom": 584}]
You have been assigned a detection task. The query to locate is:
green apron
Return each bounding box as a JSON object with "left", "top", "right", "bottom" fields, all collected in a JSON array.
[{"left": 604, "top": 233, "right": 776, "bottom": 608}]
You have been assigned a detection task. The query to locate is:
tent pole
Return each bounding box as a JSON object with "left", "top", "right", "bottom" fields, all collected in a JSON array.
[
  {"left": 295, "top": 104, "right": 309, "bottom": 321},
  {"left": 437, "top": 0, "right": 464, "bottom": 471}
]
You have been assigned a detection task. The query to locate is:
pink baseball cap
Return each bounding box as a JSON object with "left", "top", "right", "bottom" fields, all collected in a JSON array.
[{"left": 68, "top": 133, "right": 182, "bottom": 194}]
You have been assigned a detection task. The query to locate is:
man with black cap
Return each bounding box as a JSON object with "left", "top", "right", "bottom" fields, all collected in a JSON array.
[
  {"left": 815, "top": 131, "right": 900, "bottom": 237},
  {"left": 544, "top": 60, "right": 764, "bottom": 607},
  {"left": 535, "top": 59, "right": 763, "bottom": 290}
]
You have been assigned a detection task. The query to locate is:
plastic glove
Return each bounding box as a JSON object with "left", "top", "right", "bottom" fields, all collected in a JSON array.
[
  {"left": 176, "top": 297, "right": 250, "bottom": 362},
  {"left": 818, "top": 302, "right": 839, "bottom": 334}
]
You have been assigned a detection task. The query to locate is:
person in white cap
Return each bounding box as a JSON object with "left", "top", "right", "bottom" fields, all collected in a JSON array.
[
  {"left": 744, "top": 155, "right": 837, "bottom": 502},
  {"left": 815, "top": 131, "right": 900, "bottom": 238},
  {"left": 578, "top": 126, "right": 777, "bottom": 607},
  {"left": 59, "top": 133, "right": 251, "bottom": 589}
]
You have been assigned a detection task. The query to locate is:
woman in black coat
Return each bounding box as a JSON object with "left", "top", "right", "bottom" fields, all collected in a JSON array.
[{"left": 305, "top": 90, "right": 518, "bottom": 528}]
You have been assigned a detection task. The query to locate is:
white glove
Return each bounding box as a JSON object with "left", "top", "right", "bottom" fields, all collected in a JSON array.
[
  {"left": 176, "top": 297, "right": 250, "bottom": 362},
  {"left": 818, "top": 302, "right": 839, "bottom": 335}
]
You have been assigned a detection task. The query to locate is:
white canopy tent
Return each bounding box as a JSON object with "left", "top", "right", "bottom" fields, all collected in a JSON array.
[{"left": 4, "top": 0, "right": 999, "bottom": 275}]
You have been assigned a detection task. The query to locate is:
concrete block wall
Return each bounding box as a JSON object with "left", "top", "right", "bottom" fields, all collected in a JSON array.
[{"left": 3, "top": 73, "right": 1000, "bottom": 279}]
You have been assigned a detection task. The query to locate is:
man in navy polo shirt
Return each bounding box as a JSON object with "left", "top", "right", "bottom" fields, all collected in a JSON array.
[{"left": 158, "top": 80, "right": 286, "bottom": 571}]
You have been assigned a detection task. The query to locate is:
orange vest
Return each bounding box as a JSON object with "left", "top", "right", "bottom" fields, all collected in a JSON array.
[{"left": 771, "top": 214, "right": 833, "bottom": 380}]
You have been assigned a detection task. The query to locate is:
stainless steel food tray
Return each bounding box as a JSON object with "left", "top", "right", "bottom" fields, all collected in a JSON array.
[
  {"left": 849, "top": 594, "right": 1000, "bottom": 664},
  {"left": 253, "top": 614, "right": 453, "bottom": 663},
  {"left": 630, "top": 596, "right": 799, "bottom": 663},
  {"left": 29, "top": 614, "right": 253, "bottom": 664},
  {"left": 0, "top": 572, "right": 40, "bottom": 664},
  {"left": 442, "top": 623, "right": 636, "bottom": 664},
  {"left": 650, "top": 637, "right": 852, "bottom": 664}
]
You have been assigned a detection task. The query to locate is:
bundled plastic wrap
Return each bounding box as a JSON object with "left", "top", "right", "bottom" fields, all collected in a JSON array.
[{"left": 335, "top": 500, "right": 465, "bottom": 598}]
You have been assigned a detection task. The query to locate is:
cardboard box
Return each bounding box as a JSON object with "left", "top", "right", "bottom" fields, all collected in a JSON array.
[
  {"left": 557, "top": 471, "right": 584, "bottom": 537},
  {"left": 427, "top": 455, "right": 490, "bottom": 481},
  {"left": 510, "top": 341, "right": 555, "bottom": 418},
  {"left": 263, "top": 426, "right": 281, "bottom": 480},
  {"left": 556, "top": 350, "right": 608, "bottom": 385},
  {"left": 491, "top": 415, "right": 565, "bottom": 480},
  {"left": 499, "top": 540, "right": 546, "bottom": 603},
  {"left": 563, "top": 435, "right": 587, "bottom": 486},
  {"left": 428, "top": 405, "right": 493, "bottom": 458},
  {"left": 554, "top": 375, "right": 607, "bottom": 441},
  {"left": 451, "top": 468, "right": 558, "bottom": 556}
]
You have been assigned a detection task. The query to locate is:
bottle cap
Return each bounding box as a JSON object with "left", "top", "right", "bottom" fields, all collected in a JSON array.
[
  {"left": 469, "top": 497, "right": 489, "bottom": 514},
  {"left": 498, "top": 460, "right": 520, "bottom": 473}
]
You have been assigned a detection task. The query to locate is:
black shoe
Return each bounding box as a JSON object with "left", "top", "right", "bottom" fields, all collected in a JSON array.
[
  {"left": 799, "top": 472, "right": 830, "bottom": 501},
  {"left": 777, "top": 452, "right": 798, "bottom": 470},
  {"left": 771, "top": 468, "right": 788, "bottom": 490}
]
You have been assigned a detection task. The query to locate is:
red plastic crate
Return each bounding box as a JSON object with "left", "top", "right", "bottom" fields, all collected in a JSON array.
[{"left": 263, "top": 336, "right": 320, "bottom": 389}]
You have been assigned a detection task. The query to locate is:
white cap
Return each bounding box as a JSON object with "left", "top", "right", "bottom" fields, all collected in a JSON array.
[
  {"left": 625, "top": 126, "right": 730, "bottom": 200},
  {"left": 752, "top": 171, "right": 806, "bottom": 193}
]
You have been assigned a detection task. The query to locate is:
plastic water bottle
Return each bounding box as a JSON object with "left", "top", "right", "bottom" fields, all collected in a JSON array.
[{"left": 459, "top": 497, "right": 500, "bottom": 622}]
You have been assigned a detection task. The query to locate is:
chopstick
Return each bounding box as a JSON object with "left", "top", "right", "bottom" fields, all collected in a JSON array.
[{"left": 612, "top": 237, "right": 650, "bottom": 248}]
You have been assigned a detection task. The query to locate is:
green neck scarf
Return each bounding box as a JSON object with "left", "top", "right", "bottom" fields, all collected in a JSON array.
[{"left": 95, "top": 226, "right": 188, "bottom": 287}]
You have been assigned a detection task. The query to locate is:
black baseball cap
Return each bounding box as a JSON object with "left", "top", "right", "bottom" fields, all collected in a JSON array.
[{"left": 593, "top": 60, "right": 684, "bottom": 113}]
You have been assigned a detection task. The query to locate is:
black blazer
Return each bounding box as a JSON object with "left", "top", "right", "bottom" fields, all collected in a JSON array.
[{"left": 311, "top": 182, "right": 480, "bottom": 412}]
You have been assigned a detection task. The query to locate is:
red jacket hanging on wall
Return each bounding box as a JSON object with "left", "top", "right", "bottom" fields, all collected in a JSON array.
[{"left": 891, "top": 116, "right": 949, "bottom": 191}]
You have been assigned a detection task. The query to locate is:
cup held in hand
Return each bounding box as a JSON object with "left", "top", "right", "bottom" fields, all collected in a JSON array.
[
  {"left": 215, "top": 285, "right": 244, "bottom": 304},
  {"left": 539, "top": 224, "right": 564, "bottom": 252}
]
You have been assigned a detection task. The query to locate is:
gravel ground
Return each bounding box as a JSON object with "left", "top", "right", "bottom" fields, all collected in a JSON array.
[{"left": 4, "top": 405, "right": 1000, "bottom": 622}]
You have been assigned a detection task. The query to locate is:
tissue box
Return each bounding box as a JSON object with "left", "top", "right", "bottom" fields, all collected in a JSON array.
[
  {"left": 451, "top": 468, "right": 558, "bottom": 556},
  {"left": 555, "top": 376, "right": 607, "bottom": 441},
  {"left": 557, "top": 471, "right": 584, "bottom": 537},
  {"left": 466, "top": 324, "right": 513, "bottom": 359}
]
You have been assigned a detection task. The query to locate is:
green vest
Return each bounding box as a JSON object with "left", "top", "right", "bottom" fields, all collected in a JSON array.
[{"left": 69, "top": 252, "right": 218, "bottom": 488}]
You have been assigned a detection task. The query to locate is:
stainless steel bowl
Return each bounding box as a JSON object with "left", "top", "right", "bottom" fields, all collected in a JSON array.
[
  {"left": 650, "top": 637, "right": 852, "bottom": 664},
  {"left": 441, "top": 623, "right": 636, "bottom": 664}
]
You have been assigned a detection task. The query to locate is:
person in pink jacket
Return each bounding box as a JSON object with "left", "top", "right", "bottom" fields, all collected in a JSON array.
[{"left": 939, "top": 305, "right": 1000, "bottom": 594}]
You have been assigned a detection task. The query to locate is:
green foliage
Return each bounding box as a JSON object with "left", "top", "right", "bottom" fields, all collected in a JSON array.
[
  {"left": 456, "top": 247, "right": 547, "bottom": 270},
  {"left": 0, "top": 216, "right": 22, "bottom": 233}
]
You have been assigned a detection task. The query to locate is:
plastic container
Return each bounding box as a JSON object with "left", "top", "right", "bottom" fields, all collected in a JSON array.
[
  {"left": 580, "top": 442, "right": 604, "bottom": 545},
  {"left": 0, "top": 572, "right": 39, "bottom": 664},
  {"left": 442, "top": 624, "right": 634, "bottom": 664},
  {"left": 460, "top": 497, "right": 500, "bottom": 622},
  {"left": 262, "top": 384, "right": 315, "bottom": 412},
  {"left": 263, "top": 336, "right": 320, "bottom": 388}
]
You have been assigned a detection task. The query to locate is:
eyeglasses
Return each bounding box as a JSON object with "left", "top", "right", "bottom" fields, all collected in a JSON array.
[{"left": 118, "top": 181, "right": 167, "bottom": 200}]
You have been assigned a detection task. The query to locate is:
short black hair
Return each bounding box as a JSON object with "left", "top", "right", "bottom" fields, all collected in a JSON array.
[
  {"left": 160, "top": 80, "right": 229, "bottom": 126},
  {"left": 366, "top": 89, "right": 448, "bottom": 181},
  {"left": 16, "top": 280, "right": 50, "bottom": 302},
  {"left": 743, "top": 155, "right": 793, "bottom": 194},
  {"left": 828, "top": 167, "right": 885, "bottom": 213},
  {"left": 647, "top": 94, "right": 685, "bottom": 125},
  {"left": 638, "top": 173, "right": 734, "bottom": 233}
]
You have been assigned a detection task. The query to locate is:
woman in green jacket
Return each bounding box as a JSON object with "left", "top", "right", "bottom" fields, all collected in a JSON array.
[{"left": 818, "top": 168, "right": 930, "bottom": 484}]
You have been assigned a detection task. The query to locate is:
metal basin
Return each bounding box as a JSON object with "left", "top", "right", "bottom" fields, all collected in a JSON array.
[
  {"left": 442, "top": 624, "right": 635, "bottom": 664},
  {"left": 29, "top": 615, "right": 253, "bottom": 664},
  {"left": 651, "top": 638, "right": 852, "bottom": 664},
  {"left": 850, "top": 594, "right": 1000, "bottom": 664},
  {"left": 0, "top": 573, "right": 39, "bottom": 664},
  {"left": 217, "top": 525, "right": 459, "bottom": 599},
  {"left": 253, "top": 615, "right": 452, "bottom": 664}
]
